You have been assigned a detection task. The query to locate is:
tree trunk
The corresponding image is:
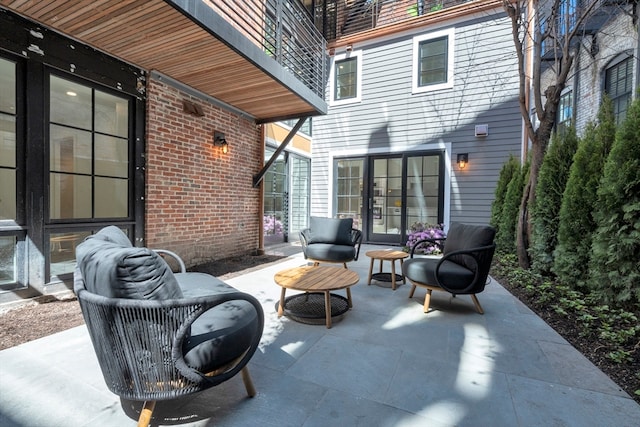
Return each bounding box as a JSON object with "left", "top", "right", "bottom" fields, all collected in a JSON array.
[{"left": 516, "top": 132, "right": 548, "bottom": 269}]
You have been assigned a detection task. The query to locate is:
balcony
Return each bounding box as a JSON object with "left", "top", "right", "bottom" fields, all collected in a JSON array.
[
  {"left": 323, "top": 0, "right": 493, "bottom": 42},
  {"left": 0, "top": 0, "right": 327, "bottom": 122}
]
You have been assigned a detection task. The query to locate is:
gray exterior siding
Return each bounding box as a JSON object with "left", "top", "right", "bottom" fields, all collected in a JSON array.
[{"left": 312, "top": 10, "right": 523, "bottom": 234}]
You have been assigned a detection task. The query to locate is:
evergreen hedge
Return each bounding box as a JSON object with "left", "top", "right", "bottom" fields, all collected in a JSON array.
[
  {"left": 589, "top": 97, "right": 640, "bottom": 308},
  {"left": 496, "top": 158, "right": 528, "bottom": 253},
  {"left": 530, "top": 128, "right": 578, "bottom": 275},
  {"left": 554, "top": 99, "right": 616, "bottom": 288},
  {"left": 490, "top": 155, "right": 520, "bottom": 236}
]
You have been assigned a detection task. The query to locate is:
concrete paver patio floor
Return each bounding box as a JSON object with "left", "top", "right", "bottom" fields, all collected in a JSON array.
[{"left": 1, "top": 244, "right": 639, "bottom": 427}]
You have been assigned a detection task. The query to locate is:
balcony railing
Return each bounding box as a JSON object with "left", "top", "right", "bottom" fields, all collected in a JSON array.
[
  {"left": 324, "top": 0, "right": 476, "bottom": 40},
  {"left": 209, "top": 0, "right": 326, "bottom": 99}
]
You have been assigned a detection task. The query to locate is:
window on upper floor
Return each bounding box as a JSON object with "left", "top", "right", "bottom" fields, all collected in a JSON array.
[
  {"left": 412, "top": 28, "right": 455, "bottom": 94},
  {"left": 556, "top": 91, "right": 573, "bottom": 134},
  {"left": 329, "top": 50, "right": 362, "bottom": 106},
  {"left": 605, "top": 55, "right": 633, "bottom": 124}
]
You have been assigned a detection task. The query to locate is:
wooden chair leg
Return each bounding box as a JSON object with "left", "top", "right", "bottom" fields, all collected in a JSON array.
[
  {"left": 471, "top": 294, "right": 484, "bottom": 314},
  {"left": 137, "top": 401, "right": 156, "bottom": 427},
  {"left": 241, "top": 366, "right": 257, "bottom": 397},
  {"left": 423, "top": 289, "right": 432, "bottom": 313},
  {"left": 408, "top": 284, "right": 417, "bottom": 298},
  {"left": 342, "top": 262, "right": 348, "bottom": 269}
]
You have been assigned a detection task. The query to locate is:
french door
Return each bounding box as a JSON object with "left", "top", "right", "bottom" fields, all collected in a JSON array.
[{"left": 335, "top": 151, "right": 443, "bottom": 245}]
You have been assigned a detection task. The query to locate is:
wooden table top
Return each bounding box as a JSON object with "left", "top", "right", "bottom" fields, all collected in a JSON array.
[
  {"left": 274, "top": 266, "right": 359, "bottom": 291},
  {"left": 365, "top": 249, "right": 409, "bottom": 260}
]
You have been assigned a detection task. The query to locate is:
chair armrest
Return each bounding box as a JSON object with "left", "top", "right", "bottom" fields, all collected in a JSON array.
[
  {"left": 409, "top": 237, "right": 447, "bottom": 257},
  {"left": 76, "top": 280, "right": 264, "bottom": 389},
  {"left": 351, "top": 228, "right": 363, "bottom": 260},
  {"left": 434, "top": 244, "right": 496, "bottom": 294},
  {"left": 299, "top": 229, "right": 311, "bottom": 258},
  {"left": 153, "top": 249, "right": 187, "bottom": 273}
]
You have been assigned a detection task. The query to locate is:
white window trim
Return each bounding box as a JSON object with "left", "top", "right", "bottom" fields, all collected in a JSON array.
[
  {"left": 412, "top": 28, "right": 455, "bottom": 94},
  {"left": 329, "top": 50, "right": 363, "bottom": 106}
]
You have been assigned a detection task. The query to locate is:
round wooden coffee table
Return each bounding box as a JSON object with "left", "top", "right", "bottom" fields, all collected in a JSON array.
[
  {"left": 274, "top": 266, "right": 359, "bottom": 328},
  {"left": 366, "top": 249, "right": 409, "bottom": 290}
]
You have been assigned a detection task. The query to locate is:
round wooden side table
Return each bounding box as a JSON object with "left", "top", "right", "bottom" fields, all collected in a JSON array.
[{"left": 365, "top": 249, "right": 409, "bottom": 291}]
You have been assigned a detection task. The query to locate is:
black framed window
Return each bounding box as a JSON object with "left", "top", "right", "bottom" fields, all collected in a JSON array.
[
  {"left": 418, "top": 36, "right": 448, "bottom": 87},
  {"left": 48, "top": 73, "right": 131, "bottom": 222},
  {"left": 605, "top": 56, "right": 633, "bottom": 124},
  {"left": 334, "top": 57, "right": 358, "bottom": 100},
  {"left": 556, "top": 91, "right": 573, "bottom": 133}
]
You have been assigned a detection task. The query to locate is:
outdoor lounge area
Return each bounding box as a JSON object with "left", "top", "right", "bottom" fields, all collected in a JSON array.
[{"left": 1, "top": 243, "right": 639, "bottom": 427}]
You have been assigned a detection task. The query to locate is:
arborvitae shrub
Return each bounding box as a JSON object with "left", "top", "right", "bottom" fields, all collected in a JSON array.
[
  {"left": 530, "top": 128, "right": 578, "bottom": 275},
  {"left": 490, "top": 155, "right": 520, "bottom": 235},
  {"left": 496, "top": 159, "right": 528, "bottom": 253},
  {"left": 589, "top": 97, "right": 640, "bottom": 308},
  {"left": 554, "top": 98, "right": 616, "bottom": 289}
]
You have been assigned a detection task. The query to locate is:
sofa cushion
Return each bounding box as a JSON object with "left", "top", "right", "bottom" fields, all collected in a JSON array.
[
  {"left": 402, "top": 258, "right": 476, "bottom": 293},
  {"left": 76, "top": 228, "right": 182, "bottom": 300},
  {"left": 90, "top": 225, "right": 134, "bottom": 247},
  {"left": 308, "top": 217, "right": 353, "bottom": 246},
  {"left": 304, "top": 243, "right": 356, "bottom": 263},
  {"left": 175, "top": 272, "right": 260, "bottom": 372}
]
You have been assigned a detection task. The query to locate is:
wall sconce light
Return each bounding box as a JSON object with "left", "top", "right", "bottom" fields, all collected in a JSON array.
[
  {"left": 457, "top": 153, "right": 469, "bottom": 169},
  {"left": 213, "top": 130, "right": 228, "bottom": 154}
]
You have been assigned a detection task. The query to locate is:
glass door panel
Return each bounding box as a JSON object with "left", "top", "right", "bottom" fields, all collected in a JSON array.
[
  {"left": 264, "top": 149, "right": 287, "bottom": 245},
  {"left": 406, "top": 154, "right": 440, "bottom": 229},
  {"left": 335, "top": 158, "right": 363, "bottom": 230},
  {"left": 370, "top": 157, "right": 402, "bottom": 242}
]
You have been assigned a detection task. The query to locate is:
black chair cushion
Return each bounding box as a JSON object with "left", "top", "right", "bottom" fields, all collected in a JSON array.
[
  {"left": 403, "top": 258, "right": 475, "bottom": 292},
  {"left": 444, "top": 223, "right": 495, "bottom": 271},
  {"left": 177, "top": 272, "right": 261, "bottom": 372},
  {"left": 307, "top": 217, "right": 353, "bottom": 245},
  {"left": 76, "top": 228, "right": 183, "bottom": 300},
  {"left": 304, "top": 242, "right": 356, "bottom": 262}
]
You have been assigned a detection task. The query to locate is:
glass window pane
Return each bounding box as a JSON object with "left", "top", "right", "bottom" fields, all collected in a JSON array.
[
  {"left": 335, "top": 57, "right": 357, "bottom": 100},
  {"left": 49, "top": 173, "right": 92, "bottom": 219},
  {"left": 95, "top": 90, "right": 128, "bottom": 137},
  {"left": 50, "top": 124, "right": 92, "bottom": 174},
  {"left": 95, "top": 134, "right": 128, "bottom": 177},
  {"left": 50, "top": 75, "right": 92, "bottom": 130},
  {"left": 0, "top": 58, "right": 16, "bottom": 115},
  {"left": 335, "top": 159, "right": 363, "bottom": 229},
  {"left": 419, "top": 37, "right": 447, "bottom": 86},
  {"left": 0, "top": 113, "right": 16, "bottom": 168},
  {"left": 50, "top": 231, "right": 90, "bottom": 278},
  {"left": 0, "top": 169, "right": 16, "bottom": 220},
  {"left": 94, "top": 177, "right": 128, "bottom": 218},
  {"left": 0, "top": 235, "right": 16, "bottom": 285}
]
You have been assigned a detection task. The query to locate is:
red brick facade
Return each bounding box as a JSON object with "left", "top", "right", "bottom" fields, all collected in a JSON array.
[{"left": 145, "top": 78, "right": 263, "bottom": 267}]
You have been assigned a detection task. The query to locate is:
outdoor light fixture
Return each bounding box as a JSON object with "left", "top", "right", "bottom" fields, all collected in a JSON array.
[
  {"left": 213, "top": 130, "right": 228, "bottom": 154},
  {"left": 457, "top": 153, "right": 469, "bottom": 169}
]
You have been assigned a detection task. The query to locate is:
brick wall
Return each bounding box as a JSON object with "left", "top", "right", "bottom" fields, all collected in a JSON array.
[{"left": 145, "top": 78, "right": 263, "bottom": 267}]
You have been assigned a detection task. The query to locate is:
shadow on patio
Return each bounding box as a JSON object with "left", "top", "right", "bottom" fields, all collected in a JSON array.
[{"left": 0, "top": 244, "right": 638, "bottom": 426}]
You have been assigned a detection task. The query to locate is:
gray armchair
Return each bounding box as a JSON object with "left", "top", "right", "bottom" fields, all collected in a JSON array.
[
  {"left": 74, "top": 226, "right": 264, "bottom": 427},
  {"left": 300, "top": 217, "right": 362, "bottom": 268},
  {"left": 402, "top": 222, "right": 496, "bottom": 314}
]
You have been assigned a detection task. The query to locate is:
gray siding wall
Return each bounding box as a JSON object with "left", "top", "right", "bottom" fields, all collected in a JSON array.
[{"left": 312, "top": 10, "right": 522, "bottom": 228}]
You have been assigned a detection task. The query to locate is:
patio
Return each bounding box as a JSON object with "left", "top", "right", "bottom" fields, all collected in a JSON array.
[{"left": 0, "top": 244, "right": 638, "bottom": 426}]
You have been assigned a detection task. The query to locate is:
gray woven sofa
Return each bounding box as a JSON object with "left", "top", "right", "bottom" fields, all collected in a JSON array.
[{"left": 74, "top": 226, "right": 264, "bottom": 427}]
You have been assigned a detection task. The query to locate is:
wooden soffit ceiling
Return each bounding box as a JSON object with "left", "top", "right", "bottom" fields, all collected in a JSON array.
[{"left": 0, "top": 0, "right": 326, "bottom": 123}]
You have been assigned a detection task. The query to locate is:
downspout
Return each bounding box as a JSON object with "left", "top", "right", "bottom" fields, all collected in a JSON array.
[{"left": 257, "top": 124, "right": 266, "bottom": 255}]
